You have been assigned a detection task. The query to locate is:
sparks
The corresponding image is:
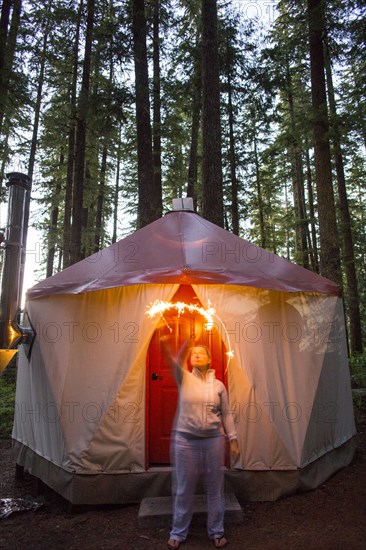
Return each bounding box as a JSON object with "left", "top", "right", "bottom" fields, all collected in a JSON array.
[
  {"left": 145, "top": 299, "right": 235, "bottom": 369},
  {"left": 146, "top": 300, "right": 215, "bottom": 329}
]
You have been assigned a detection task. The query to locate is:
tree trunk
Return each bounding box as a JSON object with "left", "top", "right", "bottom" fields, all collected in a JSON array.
[
  {"left": 46, "top": 152, "right": 63, "bottom": 278},
  {"left": 0, "top": 0, "right": 22, "bottom": 142},
  {"left": 0, "top": 0, "right": 14, "bottom": 138},
  {"left": 132, "top": 0, "right": 159, "bottom": 227},
  {"left": 0, "top": 131, "right": 10, "bottom": 192},
  {"left": 324, "top": 39, "right": 363, "bottom": 352},
  {"left": 254, "top": 135, "right": 266, "bottom": 249},
  {"left": 305, "top": 144, "right": 319, "bottom": 272},
  {"left": 112, "top": 125, "right": 122, "bottom": 244},
  {"left": 152, "top": 0, "right": 162, "bottom": 212},
  {"left": 0, "top": 0, "right": 21, "bottom": 173},
  {"left": 70, "top": 0, "right": 94, "bottom": 265},
  {"left": 307, "top": 0, "right": 342, "bottom": 286},
  {"left": 63, "top": 0, "right": 83, "bottom": 268},
  {"left": 186, "top": 32, "right": 201, "bottom": 208},
  {"left": 20, "top": 26, "right": 49, "bottom": 295},
  {"left": 0, "top": 0, "right": 11, "bottom": 73},
  {"left": 201, "top": 0, "right": 223, "bottom": 227},
  {"left": 284, "top": 178, "right": 291, "bottom": 259},
  {"left": 1, "top": 0, "right": 26, "bottom": 299},
  {"left": 286, "top": 68, "right": 308, "bottom": 268},
  {"left": 94, "top": 143, "right": 107, "bottom": 252},
  {"left": 226, "top": 33, "right": 239, "bottom": 236}
]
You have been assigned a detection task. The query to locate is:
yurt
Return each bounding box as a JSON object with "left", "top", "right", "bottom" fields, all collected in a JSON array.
[{"left": 12, "top": 208, "right": 356, "bottom": 504}]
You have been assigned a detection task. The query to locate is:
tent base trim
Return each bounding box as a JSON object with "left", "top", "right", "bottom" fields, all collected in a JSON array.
[
  {"left": 225, "top": 436, "right": 357, "bottom": 501},
  {"left": 12, "top": 437, "right": 357, "bottom": 505}
]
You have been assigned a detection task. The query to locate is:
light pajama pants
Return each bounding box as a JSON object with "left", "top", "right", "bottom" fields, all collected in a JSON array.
[{"left": 170, "top": 431, "right": 225, "bottom": 542}]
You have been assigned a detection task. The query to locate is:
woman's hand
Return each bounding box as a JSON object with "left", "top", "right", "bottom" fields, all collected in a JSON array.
[{"left": 230, "top": 439, "right": 240, "bottom": 462}]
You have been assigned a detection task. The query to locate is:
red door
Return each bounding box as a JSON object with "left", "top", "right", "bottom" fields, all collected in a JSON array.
[{"left": 147, "top": 285, "right": 227, "bottom": 465}]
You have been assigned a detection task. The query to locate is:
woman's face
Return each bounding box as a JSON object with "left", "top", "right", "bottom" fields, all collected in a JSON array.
[{"left": 190, "top": 346, "right": 210, "bottom": 370}]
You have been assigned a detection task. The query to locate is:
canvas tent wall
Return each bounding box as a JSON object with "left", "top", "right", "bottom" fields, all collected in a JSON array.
[{"left": 12, "top": 211, "right": 356, "bottom": 504}]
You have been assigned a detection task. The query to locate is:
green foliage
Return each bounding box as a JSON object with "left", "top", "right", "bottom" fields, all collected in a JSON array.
[
  {"left": 0, "top": 366, "right": 17, "bottom": 440},
  {"left": 349, "top": 352, "right": 366, "bottom": 389}
]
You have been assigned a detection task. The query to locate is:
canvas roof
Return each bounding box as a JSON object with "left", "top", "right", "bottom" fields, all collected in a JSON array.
[{"left": 28, "top": 210, "right": 341, "bottom": 299}]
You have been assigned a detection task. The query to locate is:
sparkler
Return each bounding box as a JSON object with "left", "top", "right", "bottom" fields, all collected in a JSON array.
[{"left": 145, "top": 299, "right": 234, "bottom": 369}]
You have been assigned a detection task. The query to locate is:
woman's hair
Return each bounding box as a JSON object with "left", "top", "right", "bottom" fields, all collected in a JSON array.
[{"left": 189, "top": 344, "right": 211, "bottom": 365}]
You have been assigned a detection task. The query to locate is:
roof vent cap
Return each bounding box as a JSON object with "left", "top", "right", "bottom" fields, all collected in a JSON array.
[{"left": 172, "top": 197, "right": 194, "bottom": 211}]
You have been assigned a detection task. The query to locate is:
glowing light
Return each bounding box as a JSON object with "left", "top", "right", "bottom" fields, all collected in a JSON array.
[
  {"left": 145, "top": 300, "right": 217, "bottom": 333},
  {"left": 8, "top": 323, "right": 22, "bottom": 348},
  {"left": 145, "top": 299, "right": 235, "bottom": 370}
]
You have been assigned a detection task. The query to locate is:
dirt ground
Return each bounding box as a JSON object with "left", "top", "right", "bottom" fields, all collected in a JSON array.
[{"left": 1, "top": 403, "right": 366, "bottom": 550}]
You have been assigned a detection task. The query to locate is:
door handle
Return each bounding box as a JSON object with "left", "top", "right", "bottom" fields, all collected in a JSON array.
[{"left": 151, "top": 372, "right": 163, "bottom": 380}]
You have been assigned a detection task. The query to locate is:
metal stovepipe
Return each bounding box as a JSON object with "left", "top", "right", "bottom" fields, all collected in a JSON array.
[{"left": 0, "top": 172, "right": 32, "bottom": 370}]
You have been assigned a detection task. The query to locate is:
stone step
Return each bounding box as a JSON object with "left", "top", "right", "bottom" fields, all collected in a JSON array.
[{"left": 138, "top": 493, "right": 243, "bottom": 528}]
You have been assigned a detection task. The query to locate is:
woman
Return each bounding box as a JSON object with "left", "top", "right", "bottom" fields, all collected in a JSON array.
[{"left": 162, "top": 334, "right": 240, "bottom": 549}]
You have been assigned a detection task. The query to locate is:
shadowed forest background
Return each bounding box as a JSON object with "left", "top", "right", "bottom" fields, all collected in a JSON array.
[{"left": 0, "top": 0, "right": 365, "bottom": 375}]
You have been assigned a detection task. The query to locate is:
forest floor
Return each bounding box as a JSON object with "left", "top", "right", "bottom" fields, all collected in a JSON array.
[{"left": 0, "top": 400, "right": 366, "bottom": 550}]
